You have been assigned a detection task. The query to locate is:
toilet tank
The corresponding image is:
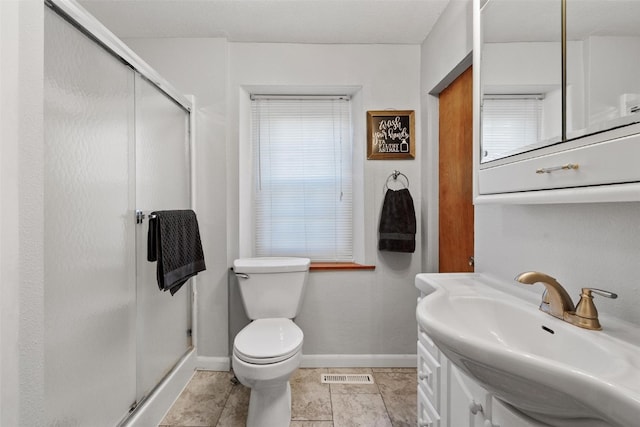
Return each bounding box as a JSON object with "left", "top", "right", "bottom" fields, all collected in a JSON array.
[{"left": 233, "top": 257, "right": 311, "bottom": 320}]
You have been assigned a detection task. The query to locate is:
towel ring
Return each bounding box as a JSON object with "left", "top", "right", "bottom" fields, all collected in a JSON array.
[{"left": 384, "top": 170, "right": 409, "bottom": 192}]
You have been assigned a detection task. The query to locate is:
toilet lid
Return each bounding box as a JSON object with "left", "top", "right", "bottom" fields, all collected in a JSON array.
[{"left": 234, "top": 318, "right": 303, "bottom": 365}]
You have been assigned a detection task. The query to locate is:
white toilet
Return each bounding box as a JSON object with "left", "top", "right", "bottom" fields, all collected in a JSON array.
[{"left": 232, "top": 257, "right": 310, "bottom": 427}]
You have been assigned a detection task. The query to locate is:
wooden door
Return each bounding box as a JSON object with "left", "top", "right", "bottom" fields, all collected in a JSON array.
[{"left": 439, "top": 66, "right": 474, "bottom": 273}]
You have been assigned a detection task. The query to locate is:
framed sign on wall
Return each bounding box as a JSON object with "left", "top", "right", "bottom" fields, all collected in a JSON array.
[{"left": 366, "top": 110, "right": 415, "bottom": 160}]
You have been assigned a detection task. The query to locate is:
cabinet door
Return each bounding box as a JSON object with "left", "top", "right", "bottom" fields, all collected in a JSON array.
[
  {"left": 418, "top": 340, "right": 441, "bottom": 410},
  {"left": 418, "top": 387, "right": 441, "bottom": 427},
  {"left": 479, "top": 0, "right": 562, "bottom": 162},
  {"left": 448, "top": 366, "right": 490, "bottom": 427},
  {"left": 566, "top": 0, "right": 640, "bottom": 140}
]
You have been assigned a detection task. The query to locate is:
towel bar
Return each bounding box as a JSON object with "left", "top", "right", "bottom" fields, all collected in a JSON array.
[{"left": 135, "top": 210, "right": 157, "bottom": 224}]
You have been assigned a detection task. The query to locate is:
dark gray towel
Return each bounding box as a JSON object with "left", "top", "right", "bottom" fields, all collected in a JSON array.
[
  {"left": 378, "top": 188, "right": 416, "bottom": 253},
  {"left": 147, "top": 210, "right": 206, "bottom": 295}
]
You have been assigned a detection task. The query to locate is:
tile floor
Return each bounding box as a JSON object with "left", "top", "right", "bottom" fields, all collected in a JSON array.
[{"left": 159, "top": 367, "right": 417, "bottom": 427}]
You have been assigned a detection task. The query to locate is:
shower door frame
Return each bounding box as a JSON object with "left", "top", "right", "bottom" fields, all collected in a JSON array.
[
  {"left": 45, "top": 0, "right": 197, "bottom": 422},
  {"left": 45, "top": 0, "right": 192, "bottom": 112}
]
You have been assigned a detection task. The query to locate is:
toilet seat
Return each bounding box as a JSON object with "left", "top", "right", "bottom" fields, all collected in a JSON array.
[{"left": 234, "top": 318, "right": 303, "bottom": 365}]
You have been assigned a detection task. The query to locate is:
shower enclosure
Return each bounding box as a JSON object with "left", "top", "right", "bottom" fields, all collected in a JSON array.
[{"left": 44, "top": 3, "right": 193, "bottom": 425}]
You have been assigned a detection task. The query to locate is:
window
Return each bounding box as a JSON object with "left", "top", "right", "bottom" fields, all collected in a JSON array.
[
  {"left": 482, "top": 95, "right": 543, "bottom": 162},
  {"left": 251, "top": 96, "right": 353, "bottom": 261}
]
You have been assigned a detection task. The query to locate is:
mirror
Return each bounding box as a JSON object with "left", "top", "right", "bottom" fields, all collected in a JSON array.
[
  {"left": 481, "top": 0, "right": 640, "bottom": 164},
  {"left": 480, "top": 0, "right": 562, "bottom": 163},
  {"left": 566, "top": 0, "right": 640, "bottom": 139}
]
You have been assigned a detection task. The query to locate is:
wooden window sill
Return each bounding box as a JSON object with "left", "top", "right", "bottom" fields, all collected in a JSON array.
[{"left": 310, "top": 262, "right": 376, "bottom": 271}]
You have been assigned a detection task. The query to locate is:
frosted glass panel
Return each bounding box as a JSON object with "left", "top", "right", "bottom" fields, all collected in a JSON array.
[
  {"left": 44, "top": 9, "right": 136, "bottom": 426},
  {"left": 135, "top": 74, "right": 191, "bottom": 400}
]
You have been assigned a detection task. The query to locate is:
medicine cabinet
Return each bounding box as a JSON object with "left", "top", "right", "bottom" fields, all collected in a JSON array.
[{"left": 475, "top": 0, "right": 640, "bottom": 202}]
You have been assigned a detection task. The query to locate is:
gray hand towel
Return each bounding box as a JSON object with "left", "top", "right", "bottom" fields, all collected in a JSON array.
[
  {"left": 147, "top": 210, "right": 206, "bottom": 295},
  {"left": 378, "top": 188, "right": 416, "bottom": 253}
]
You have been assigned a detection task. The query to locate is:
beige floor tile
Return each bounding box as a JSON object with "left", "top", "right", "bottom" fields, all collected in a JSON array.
[
  {"left": 374, "top": 372, "right": 417, "bottom": 427},
  {"left": 291, "top": 368, "right": 332, "bottom": 421},
  {"left": 160, "top": 371, "right": 234, "bottom": 427},
  {"left": 161, "top": 367, "right": 416, "bottom": 427},
  {"left": 331, "top": 393, "right": 392, "bottom": 427},
  {"left": 325, "top": 368, "right": 379, "bottom": 394},
  {"left": 215, "top": 384, "right": 250, "bottom": 427}
]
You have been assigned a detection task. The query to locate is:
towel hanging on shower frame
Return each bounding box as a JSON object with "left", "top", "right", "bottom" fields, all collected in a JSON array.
[{"left": 147, "top": 210, "right": 207, "bottom": 295}]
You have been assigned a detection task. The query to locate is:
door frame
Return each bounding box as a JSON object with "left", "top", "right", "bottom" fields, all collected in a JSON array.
[{"left": 422, "top": 53, "right": 474, "bottom": 273}]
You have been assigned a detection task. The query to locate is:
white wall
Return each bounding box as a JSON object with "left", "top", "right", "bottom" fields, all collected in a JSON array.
[
  {"left": 228, "top": 43, "right": 423, "bottom": 359},
  {"left": 422, "top": 0, "right": 640, "bottom": 328},
  {"left": 123, "top": 38, "right": 230, "bottom": 362},
  {"left": 475, "top": 203, "right": 640, "bottom": 326},
  {"left": 124, "top": 40, "right": 424, "bottom": 361},
  {"left": 421, "top": 0, "right": 473, "bottom": 96},
  {"left": 0, "top": 1, "right": 45, "bottom": 425}
]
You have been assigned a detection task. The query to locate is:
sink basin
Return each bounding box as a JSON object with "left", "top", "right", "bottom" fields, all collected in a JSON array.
[{"left": 416, "top": 273, "right": 640, "bottom": 427}]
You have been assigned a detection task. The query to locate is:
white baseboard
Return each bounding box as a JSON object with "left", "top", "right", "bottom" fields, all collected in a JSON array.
[
  {"left": 191, "top": 354, "right": 415, "bottom": 370},
  {"left": 122, "top": 349, "right": 197, "bottom": 427},
  {"left": 195, "top": 356, "right": 231, "bottom": 371},
  {"left": 193, "top": 354, "right": 417, "bottom": 369},
  {"left": 301, "top": 354, "right": 417, "bottom": 368}
]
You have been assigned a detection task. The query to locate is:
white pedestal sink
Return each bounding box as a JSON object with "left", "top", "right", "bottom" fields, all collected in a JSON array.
[{"left": 416, "top": 273, "right": 640, "bottom": 427}]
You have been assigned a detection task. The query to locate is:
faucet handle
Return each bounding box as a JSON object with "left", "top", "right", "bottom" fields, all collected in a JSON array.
[
  {"left": 538, "top": 289, "right": 551, "bottom": 313},
  {"left": 584, "top": 288, "right": 618, "bottom": 299},
  {"left": 541, "top": 289, "right": 550, "bottom": 303},
  {"left": 572, "top": 288, "right": 618, "bottom": 330}
]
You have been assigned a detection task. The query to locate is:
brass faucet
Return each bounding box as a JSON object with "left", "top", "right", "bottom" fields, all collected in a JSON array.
[{"left": 514, "top": 271, "right": 618, "bottom": 330}]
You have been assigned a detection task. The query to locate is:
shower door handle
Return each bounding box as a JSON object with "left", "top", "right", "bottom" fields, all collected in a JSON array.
[{"left": 136, "top": 210, "right": 145, "bottom": 224}]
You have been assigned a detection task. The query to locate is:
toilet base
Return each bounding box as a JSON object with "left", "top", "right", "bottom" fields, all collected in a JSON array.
[
  {"left": 232, "top": 330, "right": 302, "bottom": 427},
  {"left": 246, "top": 381, "right": 291, "bottom": 427}
]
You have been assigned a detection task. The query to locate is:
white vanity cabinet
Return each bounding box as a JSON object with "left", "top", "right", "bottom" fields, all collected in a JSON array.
[{"left": 417, "top": 294, "right": 549, "bottom": 427}]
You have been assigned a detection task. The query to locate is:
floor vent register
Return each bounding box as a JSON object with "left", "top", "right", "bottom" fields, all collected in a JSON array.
[{"left": 320, "top": 374, "right": 374, "bottom": 385}]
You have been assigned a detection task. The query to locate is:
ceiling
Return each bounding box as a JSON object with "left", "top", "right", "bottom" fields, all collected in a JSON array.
[{"left": 78, "top": 0, "right": 451, "bottom": 45}]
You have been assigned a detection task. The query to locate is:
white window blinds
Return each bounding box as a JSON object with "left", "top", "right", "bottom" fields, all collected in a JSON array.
[
  {"left": 251, "top": 97, "right": 353, "bottom": 261},
  {"left": 482, "top": 95, "right": 542, "bottom": 162}
]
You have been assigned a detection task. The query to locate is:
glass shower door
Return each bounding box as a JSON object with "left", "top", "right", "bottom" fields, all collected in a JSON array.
[
  {"left": 44, "top": 5, "right": 194, "bottom": 421},
  {"left": 44, "top": 8, "right": 137, "bottom": 425},
  {"left": 134, "top": 74, "right": 192, "bottom": 401}
]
